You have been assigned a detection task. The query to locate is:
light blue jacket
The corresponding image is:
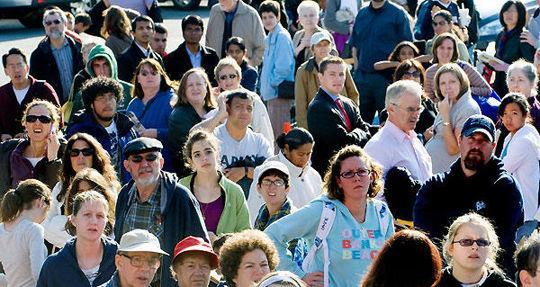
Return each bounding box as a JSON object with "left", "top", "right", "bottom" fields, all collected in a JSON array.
[
  {"left": 260, "top": 23, "right": 295, "bottom": 101},
  {"left": 265, "top": 195, "right": 394, "bottom": 286}
]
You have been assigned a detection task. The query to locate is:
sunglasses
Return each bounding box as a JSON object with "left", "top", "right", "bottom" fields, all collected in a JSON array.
[
  {"left": 130, "top": 153, "right": 159, "bottom": 163},
  {"left": 69, "top": 148, "right": 94, "bottom": 157},
  {"left": 45, "top": 19, "right": 62, "bottom": 26},
  {"left": 26, "top": 115, "right": 52, "bottom": 124},
  {"left": 403, "top": 71, "right": 421, "bottom": 78},
  {"left": 219, "top": 74, "right": 237, "bottom": 81},
  {"left": 452, "top": 238, "right": 491, "bottom": 247}
]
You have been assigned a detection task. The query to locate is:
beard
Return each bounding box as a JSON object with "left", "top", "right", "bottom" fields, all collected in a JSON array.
[
  {"left": 95, "top": 112, "right": 114, "bottom": 122},
  {"left": 134, "top": 170, "right": 160, "bottom": 187},
  {"left": 463, "top": 149, "right": 485, "bottom": 171},
  {"left": 48, "top": 30, "right": 63, "bottom": 40}
]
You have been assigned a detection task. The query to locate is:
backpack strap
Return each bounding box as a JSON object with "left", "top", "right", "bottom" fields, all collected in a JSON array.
[{"left": 301, "top": 201, "right": 336, "bottom": 287}]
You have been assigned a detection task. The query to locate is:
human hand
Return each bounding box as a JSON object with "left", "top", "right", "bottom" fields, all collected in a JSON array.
[
  {"left": 437, "top": 96, "right": 452, "bottom": 120},
  {"left": 223, "top": 167, "right": 245, "bottom": 182},
  {"left": 302, "top": 272, "right": 324, "bottom": 287},
  {"left": 1, "top": 134, "right": 12, "bottom": 142},
  {"left": 488, "top": 59, "right": 509, "bottom": 72},
  {"left": 300, "top": 35, "right": 311, "bottom": 49},
  {"left": 521, "top": 30, "right": 537, "bottom": 48},
  {"left": 217, "top": 93, "right": 229, "bottom": 122},
  {"left": 14, "top": 132, "right": 25, "bottom": 139},
  {"left": 46, "top": 128, "right": 60, "bottom": 161},
  {"left": 534, "top": 49, "right": 540, "bottom": 71},
  {"left": 423, "top": 126, "right": 434, "bottom": 142}
]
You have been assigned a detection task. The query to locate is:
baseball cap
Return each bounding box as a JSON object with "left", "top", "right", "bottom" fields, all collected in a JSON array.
[
  {"left": 118, "top": 229, "right": 168, "bottom": 255},
  {"left": 172, "top": 236, "right": 219, "bottom": 268},
  {"left": 310, "top": 32, "right": 332, "bottom": 46},
  {"left": 124, "top": 137, "right": 163, "bottom": 157},
  {"left": 461, "top": 115, "right": 496, "bottom": 142},
  {"left": 254, "top": 161, "right": 290, "bottom": 184}
]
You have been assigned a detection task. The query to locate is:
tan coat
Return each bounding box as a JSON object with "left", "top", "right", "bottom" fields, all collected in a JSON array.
[
  {"left": 294, "top": 58, "right": 359, "bottom": 128},
  {"left": 205, "top": 0, "right": 266, "bottom": 66}
]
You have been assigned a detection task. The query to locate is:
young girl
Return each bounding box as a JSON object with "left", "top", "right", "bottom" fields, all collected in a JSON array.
[
  {"left": 0, "top": 179, "right": 51, "bottom": 287},
  {"left": 437, "top": 213, "right": 516, "bottom": 286},
  {"left": 37, "top": 190, "right": 117, "bottom": 287}
]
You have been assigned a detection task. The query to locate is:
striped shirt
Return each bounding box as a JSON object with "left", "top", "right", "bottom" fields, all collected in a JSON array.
[{"left": 51, "top": 39, "right": 74, "bottom": 102}]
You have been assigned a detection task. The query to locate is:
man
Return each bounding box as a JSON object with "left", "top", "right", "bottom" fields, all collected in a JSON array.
[
  {"left": 206, "top": 0, "right": 266, "bottom": 66},
  {"left": 74, "top": 12, "right": 92, "bottom": 34},
  {"left": 414, "top": 115, "right": 524, "bottom": 274},
  {"left": 164, "top": 15, "right": 219, "bottom": 85},
  {"left": 364, "top": 80, "right": 432, "bottom": 182},
  {"left": 0, "top": 48, "right": 60, "bottom": 141},
  {"left": 66, "top": 44, "right": 134, "bottom": 124},
  {"left": 118, "top": 16, "right": 163, "bottom": 82},
  {"left": 350, "top": 0, "right": 413, "bottom": 123},
  {"left": 66, "top": 76, "right": 138, "bottom": 183},
  {"left": 414, "top": 0, "right": 460, "bottom": 41},
  {"left": 170, "top": 236, "right": 219, "bottom": 287},
  {"left": 307, "top": 56, "right": 374, "bottom": 176},
  {"left": 213, "top": 89, "right": 274, "bottom": 197},
  {"left": 151, "top": 23, "right": 168, "bottom": 57},
  {"left": 30, "top": 8, "right": 83, "bottom": 104},
  {"left": 100, "top": 229, "right": 168, "bottom": 287},
  {"left": 115, "top": 137, "right": 208, "bottom": 287},
  {"left": 516, "top": 232, "right": 540, "bottom": 287}
]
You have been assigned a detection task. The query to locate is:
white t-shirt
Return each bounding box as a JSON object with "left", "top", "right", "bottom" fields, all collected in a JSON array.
[
  {"left": 24, "top": 156, "right": 44, "bottom": 168},
  {"left": 12, "top": 85, "right": 30, "bottom": 105}
]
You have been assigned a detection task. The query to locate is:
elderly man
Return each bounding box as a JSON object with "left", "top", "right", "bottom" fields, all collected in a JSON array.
[
  {"left": 414, "top": 114, "right": 523, "bottom": 275},
  {"left": 365, "top": 80, "right": 432, "bottom": 182},
  {"left": 170, "top": 236, "right": 219, "bottom": 287},
  {"left": 114, "top": 137, "right": 208, "bottom": 287},
  {"left": 100, "top": 229, "right": 168, "bottom": 287}
]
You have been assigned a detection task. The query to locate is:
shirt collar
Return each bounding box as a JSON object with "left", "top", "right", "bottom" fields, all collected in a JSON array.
[
  {"left": 185, "top": 45, "right": 201, "bottom": 56},
  {"left": 385, "top": 120, "right": 417, "bottom": 143},
  {"left": 321, "top": 87, "right": 339, "bottom": 102},
  {"left": 135, "top": 41, "right": 151, "bottom": 57}
]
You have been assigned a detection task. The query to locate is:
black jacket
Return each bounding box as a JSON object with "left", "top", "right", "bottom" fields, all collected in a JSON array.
[
  {"left": 29, "top": 36, "right": 83, "bottom": 104},
  {"left": 436, "top": 267, "right": 516, "bottom": 287},
  {"left": 414, "top": 157, "right": 524, "bottom": 274},
  {"left": 117, "top": 41, "right": 163, "bottom": 82},
  {"left": 163, "top": 42, "right": 220, "bottom": 85},
  {"left": 307, "top": 88, "right": 374, "bottom": 176}
]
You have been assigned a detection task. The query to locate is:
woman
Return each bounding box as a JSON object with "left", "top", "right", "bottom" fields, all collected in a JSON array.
[
  {"left": 169, "top": 68, "right": 217, "bottom": 177},
  {"left": 225, "top": 37, "right": 258, "bottom": 92},
  {"left": 498, "top": 93, "right": 540, "bottom": 221},
  {"left": 219, "top": 229, "right": 279, "bottom": 287},
  {"left": 45, "top": 168, "right": 117, "bottom": 249},
  {"left": 360, "top": 230, "right": 442, "bottom": 287},
  {"left": 393, "top": 59, "right": 437, "bottom": 142},
  {"left": 506, "top": 60, "right": 540, "bottom": 132},
  {"left": 265, "top": 145, "right": 395, "bottom": 286},
  {"left": 0, "top": 179, "right": 51, "bottom": 287},
  {"left": 292, "top": 0, "right": 334, "bottom": 69},
  {"left": 425, "top": 10, "right": 470, "bottom": 63},
  {"left": 128, "top": 58, "right": 175, "bottom": 171},
  {"left": 426, "top": 63, "right": 481, "bottom": 173},
  {"left": 425, "top": 33, "right": 491, "bottom": 101},
  {"left": 489, "top": 0, "right": 535, "bottom": 97},
  {"left": 437, "top": 213, "right": 516, "bottom": 286},
  {"left": 256, "top": 271, "right": 306, "bottom": 287},
  {"left": 374, "top": 41, "right": 430, "bottom": 82},
  {"left": 0, "top": 100, "right": 64, "bottom": 195},
  {"left": 37, "top": 190, "right": 117, "bottom": 287},
  {"left": 247, "top": 128, "right": 322, "bottom": 222},
  {"left": 295, "top": 32, "right": 358, "bottom": 129},
  {"left": 322, "top": 0, "right": 356, "bottom": 55},
  {"left": 101, "top": 5, "right": 133, "bottom": 59},
  {"left": 180, "top": 130, "right": 250, "bottom": 240}
]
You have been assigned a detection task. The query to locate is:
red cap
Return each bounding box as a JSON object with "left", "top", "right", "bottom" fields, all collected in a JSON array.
[{"left": 173, "top": 236, "right": 219, "bottom": 269}]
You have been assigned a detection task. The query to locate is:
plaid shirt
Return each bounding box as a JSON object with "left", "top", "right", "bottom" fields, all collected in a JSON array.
[
  {"left": 254, "top": 199, "right": 291, "bottom": 231},
  {"left": 122, "top": 182, "right": 164, "bottom": 245}
]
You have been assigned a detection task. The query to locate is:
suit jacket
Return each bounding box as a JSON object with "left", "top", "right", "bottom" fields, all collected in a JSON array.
[
  {"left": 164, "top": 42, "right": 220, "bottom": 85},
  {"left": 307, "top": 88, "right": 374, "bottom": 176},
  {"left": 117, "top": 41, "right": 163, "bottom": 82}
]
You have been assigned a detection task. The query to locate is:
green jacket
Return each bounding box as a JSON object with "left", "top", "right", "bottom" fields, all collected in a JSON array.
[{"left": 180, "top": 173, "right": 251, "bottom": 235}]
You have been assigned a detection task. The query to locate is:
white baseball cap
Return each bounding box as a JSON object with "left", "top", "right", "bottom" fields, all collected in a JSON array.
[{"left": 118, "top": 229, "right": 169, "bottom": 255}]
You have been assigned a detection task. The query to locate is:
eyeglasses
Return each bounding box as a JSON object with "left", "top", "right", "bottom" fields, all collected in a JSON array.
[
  {"left": 432, "top": 20, "right": 448, "bottom": 27},
  {"left": 130, "top": 153, "right": 159, "bottom": 163},
  {"left": 340, "top": 169, "right": 371, "bottom": 179},
  {"left": 219, "top": 74, "right": 237, "bottom": 81},
  {"left": 452, "top": 238, "right": 491, "bottom": 247},
  {"left": 403, "top": 70, "right": 421, "bottom": 78},
  {"left": 69, "top": 148, "right": 94, "bottom": 157},
  {"left": 45, "top": 19, "right": 62, "bottom": 26},
  {"left": 26, "top": 115, "right": 52, "bottom": 124},
  {"left": 391, "top": 103, "right": 425, "bottom": 114},
  {"left": 121, "top": 254, "right": 161, "bottom": 268},
  {"left": 261, "top": 179, "right": 286, "bottom": 187}
]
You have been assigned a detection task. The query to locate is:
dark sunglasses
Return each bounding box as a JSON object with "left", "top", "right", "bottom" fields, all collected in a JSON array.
[
  {"left": 403, "top": 71, "right": 421, "bottom": 78},
  {"left": 130, "top": 153, "right": 159, "bottom": 163},
  {"left": 45, "top": 19, "right": 62, "bottom": 26},
  {"left": 69, "top": 148, "right": 94, "bottom": 157},
  {"left": 26, "top": 115, "right": 52, "bottom": 124},
  {"left": 219, "top": 74, "right": 237, "bottom": 81},
  {"left": 452, "top": 238, "right": 491, "bottom": 247}
]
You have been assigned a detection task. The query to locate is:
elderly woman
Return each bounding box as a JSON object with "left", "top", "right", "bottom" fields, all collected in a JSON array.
[
  {"left": 0, "top": 100, "right": 64, "bottom": 195},
  {"left": 266, "top": 145, "right": 395, "bottom": 286},
  {"left": 425, "top": 63, "right": 481, "bottom": 174}
]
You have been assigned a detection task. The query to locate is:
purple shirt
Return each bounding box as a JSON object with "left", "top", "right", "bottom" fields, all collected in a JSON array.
[
  {"left": 199, "top": 194, "right": 225, "bottom": 233},
  {"left": 528, "top": 96, "right": 540, "bottom": 132},
  {"left": 110, "top": 0, "right": 154, "bottom": 15}
]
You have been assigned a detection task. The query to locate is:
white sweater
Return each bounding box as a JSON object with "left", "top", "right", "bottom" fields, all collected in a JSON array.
[{"left": 42, "top": 182, "right": 72, "bottom": 249}]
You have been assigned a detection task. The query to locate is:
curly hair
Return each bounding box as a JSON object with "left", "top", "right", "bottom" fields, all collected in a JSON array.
[
  {"left": 323, "top": 145, "right": 383, "bottom": 201},
  {"left": 132, "top": 58, "right": 177, "bottom": 99},
  {"left": 81, "top": 76, "right": 124, "bottom": 112},
  {"left": 59, "top": 133, "right": 119, "bottom": 203},
  {"left": 173, "top": 68, "right": 216, "bottom": 109},
  {"left": 219, "top": 230, "right": 279, "bottom": 287}
]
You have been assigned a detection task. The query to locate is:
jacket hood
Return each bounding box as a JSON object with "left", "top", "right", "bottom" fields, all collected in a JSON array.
[{"left": 86, "top": 44, "right": 118, "bottom": 80}]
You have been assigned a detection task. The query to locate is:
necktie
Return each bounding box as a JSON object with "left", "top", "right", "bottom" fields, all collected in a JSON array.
[{"left": 335, "top": 98, "right": 352, "bottom": 132}]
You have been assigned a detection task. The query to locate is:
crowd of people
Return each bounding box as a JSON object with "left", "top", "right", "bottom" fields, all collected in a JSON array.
[{"left": 0, "top": 0, "right": 540, "bottom": 286}]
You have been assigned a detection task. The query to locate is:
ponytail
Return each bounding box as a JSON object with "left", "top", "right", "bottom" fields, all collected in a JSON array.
[{"left": 0, "top": 179, "right": 51, "bottom": 222}]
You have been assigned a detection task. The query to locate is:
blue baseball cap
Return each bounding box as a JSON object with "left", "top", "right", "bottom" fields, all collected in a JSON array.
[{"left": 461, "top": 115, "right": 496, "bottom": 142}]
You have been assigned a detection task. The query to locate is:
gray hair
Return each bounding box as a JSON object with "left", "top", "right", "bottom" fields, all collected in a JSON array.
[
  {"left": 297, "top": 0, "right": 320, "bottom": 14},
  {"left": 43, "top": 8, "right": 67, "bottom": 25},
  {"left": 385, "top": 80, "right": 423, "bottom": 109},
  {"left": 507, "top": 59, "right": 538, "bottom": 86}
]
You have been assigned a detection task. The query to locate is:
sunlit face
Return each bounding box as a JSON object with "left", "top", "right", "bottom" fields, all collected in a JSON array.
[
  {"left": 150, "top": 32, "right": 167, "bottom": 56},
  {"left": 226, "top": 44, "right": 246, "bottom": 66},
  {"left": 336, "top": 156, "right": 372, "bottom": 202},
  {"left": 218, "top": 66, "right": 240, "bottom": 91},
  {"left": 137, "top": 64, "right": 161, "bottom": 90},
  {"left": 226, "top": 97, "right": 253, "bottom": 128},
  {"left": 284, "top": 143, "right": 313, "bottom": 168},
  {"left": 133, "top": 20, "right": 154, "bottom": 45},
  {"left": 438, "top": 72, "right": 461, "bottom": 102},
  {"left": 23, "top": 105, "right": 54, "bottom": 142},
  {"left": 436, "top": 39, "right": 455, "bottom": 64},
  {"left": 261, "top": 11, "right": 279, "bottom": 32},
  {"left": 398, "top": 46, "right": 415, "bottom": 61},
  {"left": 190, "top": 140, "right": 218, "bottom": 173},
  {"left": 432, "top": 15, "right": 451, "bottom": 35},
  {"left": 185, "top": 72, "right": 207, "bottom": 106},
  {"left": 507, "top": 69, "right": 534, "bottom": 98},
  {"left": 503, "top": 4, "right": 519, "bottom": 29},
  {"left": 233, "top": 249, "right": 271, "bottom": 287},
  {"left": 388, "top": 92, "right": 422, "bottom": 133},
  {"left": 69, "top": 139, "right": 94, "bottom": 173},
  {"left": 116, "top": 251, "right": 161, "bottom": 287},
  {"left": 312, "top": 40, "right": 332, "bottom": 61},
  {"left": 4, "top": 54, "right": 29, "bottom": 86},
  {"left": 257, "top": 174, "right": 290, "bottom": 208},
  {"left": 124, "top": 152, "right": 164, "bottom": 187},
  {"left": 298, "top": 7, "right": 319, "bottom": 29},
  {"left": 447, "top": 223, "right": 490, "bottom": 272},
  {"left": 173, "top": 253, "right": 212, "bottom": 287},
  {"left": 91, "top": 58, "right": 111, "bottom": 77},
  {"left": 458, "top": 133, "right": 495, "bottom": 171},
  {"left": 318, "top": 63, "right": 346, "bottom": 95},
  {"left": 43, "top": 13, "right": 65, "bottom": 40},
  {"left": 502, "top": 102, "right": 527, "bottom": 134},
  {"left": 70, "top": 199, "right": 108, "bottom": 241}
]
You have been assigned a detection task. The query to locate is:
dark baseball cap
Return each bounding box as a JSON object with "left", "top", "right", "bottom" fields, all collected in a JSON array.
[
  {"left": 123, "top": 137, "right": 163, "bottom": 157},
  {"left": 461, "top": 115, "right": 496, "bottom": 142}
]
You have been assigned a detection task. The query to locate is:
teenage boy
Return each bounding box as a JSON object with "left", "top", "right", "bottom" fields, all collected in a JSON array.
[{"left": 253, "top": 161, "right": 291, "bottom": 231}]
